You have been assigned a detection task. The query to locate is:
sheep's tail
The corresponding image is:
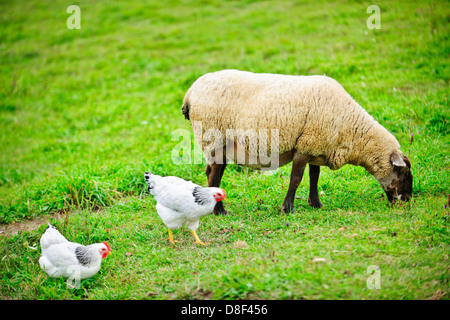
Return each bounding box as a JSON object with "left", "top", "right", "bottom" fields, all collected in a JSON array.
[
  {"left": 181, "top": 98, "right": 190, "bottom": 121},
  {"left": 181, "top": 85, "right": 194, "bottom": 121}
]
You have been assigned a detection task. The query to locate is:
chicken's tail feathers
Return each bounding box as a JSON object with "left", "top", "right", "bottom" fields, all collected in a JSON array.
[
  {"left": 46, "top": 222, "right": 56, "bottom": 230},
  {"left": 144, "top": 172, "right": 156, "bottom": 193},
  {"left": 41, "top": 223, "right": 67, "bottom": 249}
]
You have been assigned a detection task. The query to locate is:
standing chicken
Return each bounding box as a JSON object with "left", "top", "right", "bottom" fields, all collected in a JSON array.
[
  {"left": 144, "top": 172, "right": 226, "bottom": 245},
  {"left": 39, "top": 223, "right": 111, "bottom": 280}
]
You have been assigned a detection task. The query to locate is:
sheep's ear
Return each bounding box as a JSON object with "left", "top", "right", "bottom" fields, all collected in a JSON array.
[{"left": 391, "top": 152, "right": 406, "bottom": 167}]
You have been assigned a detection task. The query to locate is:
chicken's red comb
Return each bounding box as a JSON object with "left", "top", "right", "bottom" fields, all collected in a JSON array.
[{"left": 103, "top": 241, "right": 111, "bottom": 252}]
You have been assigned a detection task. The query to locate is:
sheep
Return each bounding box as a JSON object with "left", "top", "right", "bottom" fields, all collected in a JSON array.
[{"left": 182, "top": 69, "right": 413, "bottom": 214}]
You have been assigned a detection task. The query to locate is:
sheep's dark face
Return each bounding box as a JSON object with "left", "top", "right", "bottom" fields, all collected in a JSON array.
[{"left": 379, "top": 152, "right": 413, "bottom": 202}]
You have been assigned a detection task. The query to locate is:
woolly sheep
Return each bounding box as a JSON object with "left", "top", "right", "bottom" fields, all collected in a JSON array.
[{"left": 182, "top": 69, "right": 412, "bottom": 214}]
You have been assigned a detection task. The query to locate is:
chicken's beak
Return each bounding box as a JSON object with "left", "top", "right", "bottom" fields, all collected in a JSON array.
[
  {"left": 108, "top": 251, "right": 112, "bottom": 255},
  {"left": 221, "top": 189, "right": 226, "bottom": 201}
]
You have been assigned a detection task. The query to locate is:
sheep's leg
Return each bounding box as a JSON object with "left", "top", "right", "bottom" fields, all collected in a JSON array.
[
  {"left": 308, "top": 164, "right": 323, "bottom": 208},
  {"left": 282, "top": 154, "right": 310, "bottom": 214},
  {"left": 206, "top": 162, "right": 228, "bottom": 215}
]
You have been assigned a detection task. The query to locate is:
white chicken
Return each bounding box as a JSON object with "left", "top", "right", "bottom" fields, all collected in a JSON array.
[
  {"left": 39, "top": 223, "right": 111, "bottom": 280},
  {"left": 144, "top": 172, "right": 226, "bottom": 245}
]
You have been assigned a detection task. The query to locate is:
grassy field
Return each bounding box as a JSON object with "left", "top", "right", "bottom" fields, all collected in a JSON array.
[{"left": 0, "top": 0, "right": 449, "bottom": 300}]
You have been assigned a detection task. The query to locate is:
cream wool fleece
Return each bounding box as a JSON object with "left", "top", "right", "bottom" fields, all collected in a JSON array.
[{"left": 183, "top": 69, "right": 401, "bottom": 180}]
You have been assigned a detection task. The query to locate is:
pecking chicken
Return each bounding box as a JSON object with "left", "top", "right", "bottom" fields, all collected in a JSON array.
[
  {"left": 39, "top": 223, "right": 111, "bottom": 280},
  {"left": 144, "top": 172, "right": 226, "bottom": 245}
]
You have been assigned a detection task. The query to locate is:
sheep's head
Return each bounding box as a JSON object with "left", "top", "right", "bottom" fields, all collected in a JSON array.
[{"left": 377, "top": 152, "right": 413, "bottom": 202}]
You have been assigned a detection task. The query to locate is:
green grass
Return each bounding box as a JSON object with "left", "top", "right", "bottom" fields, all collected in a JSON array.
[{"left": 0, "top": 0, "right": 449, "bottom": 300}]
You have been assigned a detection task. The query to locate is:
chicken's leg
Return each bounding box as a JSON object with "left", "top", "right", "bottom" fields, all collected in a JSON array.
[
  {"left": 168, "top": 229, "right": 178, "bottom": 244},
  {"left": 191, "top": 230, "right": 206, "bottom": 245}
]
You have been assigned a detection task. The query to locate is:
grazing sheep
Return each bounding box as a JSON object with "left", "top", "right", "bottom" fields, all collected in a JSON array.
[{"left": 182, "top": 69, "right": 412, "bottom": 214}]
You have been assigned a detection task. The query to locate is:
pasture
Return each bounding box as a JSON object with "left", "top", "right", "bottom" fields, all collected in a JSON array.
[{"left": 0, "top": 0, "right": 449, "bottom": 300}]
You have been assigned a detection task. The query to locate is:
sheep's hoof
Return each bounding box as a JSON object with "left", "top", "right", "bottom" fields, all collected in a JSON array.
[
  {"left": 213, "top": 209, "right": 228, "bottom": 216},
  {"left": 308, "top": 197, "right": 323, "bottom": 209},
  {"left": 282, "top": 202, "right": 294, "bottom": 214}
]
